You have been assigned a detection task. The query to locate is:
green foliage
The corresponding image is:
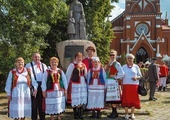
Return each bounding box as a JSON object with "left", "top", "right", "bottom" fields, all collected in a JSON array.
[
  {"left": 42, "top": 18, "right": 68, "bottom": 65},
  {"left": 0, "top": 0, "right": 68, "bottom": 76},
  {"left": 81, "top": 0, "right": 115, "bottom": 65},
  {"left": 0, "top": 0, "right": 119, "bottom": 76},
  {"left": 120, "top": 52, "right": 126, "bottom": 65},
  {"left": 44, "top": 0, "right": 118, "bottom": 66},
  {"left": 111, "top": 0, "right": 119, "bottom": 2},
  {"left": 140, "top": 68, "right": 148, "bottom": 76}
]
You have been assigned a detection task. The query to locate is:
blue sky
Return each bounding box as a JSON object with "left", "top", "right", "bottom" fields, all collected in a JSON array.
[{"left": 110, "top": 0, "right": 170, "bottom": 24}]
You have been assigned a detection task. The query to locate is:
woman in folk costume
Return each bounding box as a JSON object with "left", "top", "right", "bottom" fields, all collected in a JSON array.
[
  {"left": 5, "top": 57, "right": 38, "bottom": 120},
  {"left": 41, "top": 57, "right": 68, "bottom": 120},
  {"left": 105, "top": 50, "right": 125, "bottom": 119},
  {"left": 122, "top": 54, "right": 142, "bottom": 120},
  {"left": 86, "top": 57, "right": 107, "bottom": 119},
  {"left": 66, "top": 52, "right": 87, "bottom": 119}
]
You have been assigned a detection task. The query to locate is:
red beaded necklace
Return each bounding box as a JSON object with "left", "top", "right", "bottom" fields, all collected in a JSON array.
[
  {"left": 127, "top": 64, "right": 133, "bottom": 68},
  {"left": 16, "top": 68, "right": 25, "bottom": 74}
]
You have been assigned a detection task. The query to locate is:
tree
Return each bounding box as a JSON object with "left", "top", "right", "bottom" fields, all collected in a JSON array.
[
  {"left": 42, "top": 15, "right": 68, "bottom": 65},
  {"left": 43, "top": 0, "right": 118, "bottom": 66},
  {"left": 0, "top": 0, "right": 119, "bottom": 74},
  {"left": 81, "top": 0, "right": 116, "bottom": 64},
  {"left": 0, "top": 0, "right": 68, "bottom": 75}
]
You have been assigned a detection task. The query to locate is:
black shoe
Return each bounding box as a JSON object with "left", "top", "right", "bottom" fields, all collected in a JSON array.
[
  {"left": 158, "top": 86, "right": 162, "bottom": 91},
  {"left": 107, "top": 107, "right": 118, "bottom": 119},
  {"left": 153, "top": 97, "right": 157, "bottom": 100},
  {"left": 90, "top": 110, "right": 96, "bottom": 119},
  {"left": 108, "top": 114, "right": 118, "bottom": 119},
  {"left": 149, "top": 98, "right": 157, "bottom": 101},
  {"left": 73, "top": 108, "right": 79, "bottom": 119},
  {"left": 77, "top": 107, "right": 83, "bottom": 119},
  {"left": 107, "top": 112, "right": 118, "bottom": 118},
  {"left": 96, "top": 110, "right": 101, "bottom": 119}
]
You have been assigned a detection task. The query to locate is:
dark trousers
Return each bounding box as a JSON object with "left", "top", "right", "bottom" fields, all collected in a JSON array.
[
  {"left": 32, "top": 84, "right": 45, "bottom": 120},
  {"left": 149, "top": 82, "right": 156, "bottom": 99}
]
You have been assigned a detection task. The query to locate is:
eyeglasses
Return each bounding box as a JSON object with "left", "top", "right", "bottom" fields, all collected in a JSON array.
[{"left": 110, "top": 54, "right": 115, "bottom": 56}]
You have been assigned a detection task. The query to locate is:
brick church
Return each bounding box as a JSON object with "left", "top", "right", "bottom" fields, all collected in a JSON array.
[{"left": 111, "top": 0, "right": 170, "bottom": 63}]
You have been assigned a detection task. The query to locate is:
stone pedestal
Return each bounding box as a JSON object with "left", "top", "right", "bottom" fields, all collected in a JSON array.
[{"left": 56, "top": 40, "right": 97, "bottom": 71}]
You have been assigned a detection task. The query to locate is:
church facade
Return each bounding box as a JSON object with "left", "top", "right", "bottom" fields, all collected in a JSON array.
[{"left": 111, "top": 0, "right": 170, "bottom": 63}]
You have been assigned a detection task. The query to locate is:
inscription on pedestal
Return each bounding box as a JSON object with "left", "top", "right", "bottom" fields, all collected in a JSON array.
[{"left": 65, "top": 45, "right": 84, "bottom": 58}]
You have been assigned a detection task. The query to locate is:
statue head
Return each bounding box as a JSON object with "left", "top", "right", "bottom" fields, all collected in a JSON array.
[
  {"left": 69, "top": 10, "right": 73, "bottom": 17},
  {"left": 73, "top": 0, "right": 78, "bottom": 3}
]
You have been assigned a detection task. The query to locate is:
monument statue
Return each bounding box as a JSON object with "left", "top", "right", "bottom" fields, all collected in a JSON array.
[
  {"left": 67, "top": 0, "right": 86, "bottom": 40},
  {"left": 57, "top": 0, "right": 96, "bottom": 71},
  {"left": 67, "top": 11, "right": 76, "bottom": 39}
]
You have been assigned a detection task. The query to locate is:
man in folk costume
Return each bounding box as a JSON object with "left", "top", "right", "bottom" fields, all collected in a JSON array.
[
  {"left": 82, "top": 46, "right": 95, "bottom": 111},
  {"left": 158, "top": 61, "right": 169, "bottom": 91},
  {"left": 25, "top": 52, "right": 47, "bottom": 120},
  {"left": 41, "top": 57, "right": 68, "bottom": 120},
  {"left": 86, "top": 57, "right": 107, "bottom": 119},
  {"left": 82, "top": 46, "right": 96, "bottom": 72},
  {"left": 105, "top": 50, "right": 125, "bottom": 119},
  {"left": 5, "top": 57, "right": 38, "bottom": 120},
  {"left": 66, "top": 52, "right": 87, "bottom": 119}
]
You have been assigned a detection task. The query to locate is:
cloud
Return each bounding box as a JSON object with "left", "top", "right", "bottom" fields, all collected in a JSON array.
[
  {"left": 118, "top": 0, "right": 125, "bottom": 4},
  {"left": 109, "top": 4, "right": 124, "bottom": 20}
]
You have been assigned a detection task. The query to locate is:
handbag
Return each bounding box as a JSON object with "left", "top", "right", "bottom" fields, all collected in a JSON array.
[{"left": 138, "top": 79, "right": 147, "bottom": 96}]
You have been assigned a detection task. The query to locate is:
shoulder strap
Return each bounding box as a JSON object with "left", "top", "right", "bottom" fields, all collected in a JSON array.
[
  {"left": 42, "top": 63, "right": 45, "bottom": 73},
  {"left": 31, "top": 62, "right": 37, "bottom": 80},
  {"left": 90, "top": 69, "right": 92, "bottom": 78}
]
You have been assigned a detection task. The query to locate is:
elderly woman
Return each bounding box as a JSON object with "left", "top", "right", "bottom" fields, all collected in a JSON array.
[
  {"left": 122, "top": 54, "right": 142, "bottom": 120},
  {"left": 41, "top": 57, "right": 68, "bottom": 120},
  {"left": 5, "top": 57, "right": 38, "bottom": 120},
  {"left": 66, "top": 52, "right": 87, "bottom": 119},
  {"left": 86, "top": 57, "right": 107, "bottom": 119}
]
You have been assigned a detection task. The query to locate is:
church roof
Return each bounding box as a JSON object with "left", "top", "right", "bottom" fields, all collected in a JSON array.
[
  {"left": 111, "top": 11, "right": 124, "bottom": 23},
  {"left": 111, "top": 11, "right": 124, "bottom": 27},
  {"left": 162, "top": 25, "right": 170, "bottom": 30}
]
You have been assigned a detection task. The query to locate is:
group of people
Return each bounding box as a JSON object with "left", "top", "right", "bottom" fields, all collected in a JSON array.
[
  {"left": 138, "top": 57, "right": 169, "bottom": 101},
  {"left": 5, "top": 46, "right": 148, "bottom": 120},
  {"left": 147, "top": 58, "right": 169, "bottom": 101}
]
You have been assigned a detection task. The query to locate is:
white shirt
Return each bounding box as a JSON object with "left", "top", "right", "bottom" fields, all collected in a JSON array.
[
  {"left": 5, "top": 68, "right": 38, "bottom": 96},
  {"left": 122, "top": 64, "right": 142, "bottom": 85},
  {"left": 25, "top": 61, "right": 47, "bottom": 82}
]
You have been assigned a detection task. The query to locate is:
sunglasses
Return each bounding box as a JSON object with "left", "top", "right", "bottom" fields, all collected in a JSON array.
[{"left": 110, "top": 54, "right": 115, "bottom": 56}]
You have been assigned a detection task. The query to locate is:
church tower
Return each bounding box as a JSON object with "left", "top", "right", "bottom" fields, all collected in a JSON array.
[{"left": 111, "top": 0, "right": 170, "bottom": 63}]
